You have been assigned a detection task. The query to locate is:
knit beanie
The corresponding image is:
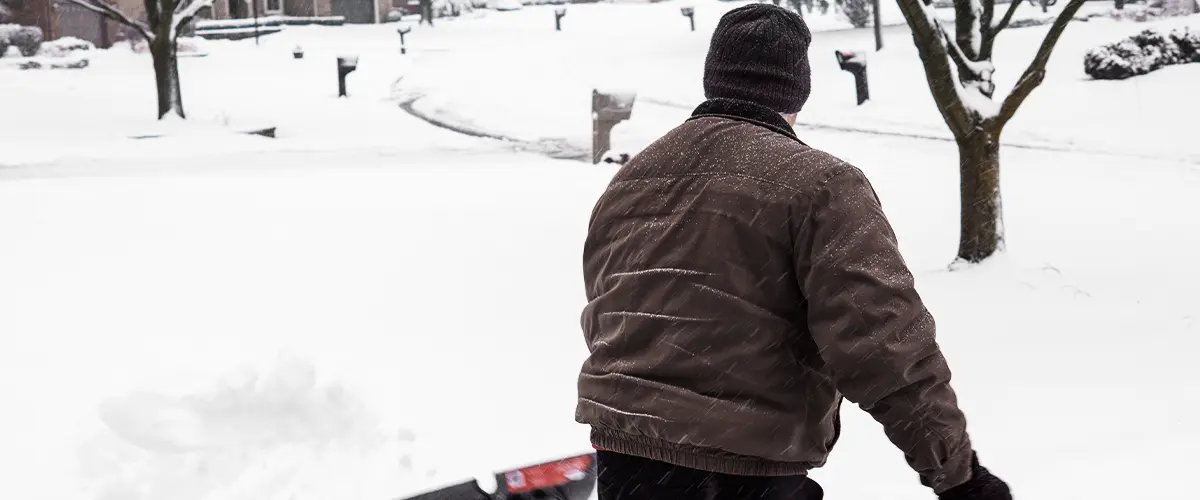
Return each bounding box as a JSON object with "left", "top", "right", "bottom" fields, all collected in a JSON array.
[{"left": 703, "top": 4, "right": 812, "bottom": 114}]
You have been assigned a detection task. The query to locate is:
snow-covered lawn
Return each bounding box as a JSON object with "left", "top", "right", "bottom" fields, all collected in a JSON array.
[
  {"left": 2, "top": 127, "right": 1198, "bottom": 499},
  {"left": 396, "top": 2, "right": 1199, "bottom": 161}
]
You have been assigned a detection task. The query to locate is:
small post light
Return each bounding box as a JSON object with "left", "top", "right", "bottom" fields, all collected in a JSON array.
[
  {"left": 397, "top": 25, "right": 412, "bottom": 55},
  {"left": 293, "top": 45, "right": 304, "bottom": 59},
  {"left": 834, "top": 50, "right": 869, "bottom": 105},
  {"left": 337, "top": 55, "right": 359, "bottom": 98},
  {"left": 554, "top": 7, "right": 567, "bottom": 31},
  {"left": 680, "top": 6, "right": 695, "bottom": 32}
]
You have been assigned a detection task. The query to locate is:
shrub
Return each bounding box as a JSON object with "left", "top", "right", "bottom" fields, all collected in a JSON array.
[
  {"left": 0, "top": 24, "right": 43, "bottom": 56},
  {"left": 37, "top": 36, "right": 95, "bottom": 57},
  {"left": 1085, "top": 27, "right": 1200, "bottom": 80}
]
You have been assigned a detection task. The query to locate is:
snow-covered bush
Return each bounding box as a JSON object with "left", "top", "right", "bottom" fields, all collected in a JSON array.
[
  {"left": 36, "top": 36, "right": 95, "bottom": 57},
  {"left": 47, "top": 36, "right": 95, "bottom": 52},
  {"left": 129, "top": 36, "right": 207, "bottom": 55},
  {"left": 0, "top": 24, "right": 44, "bottom": 57},
  {"left": 1084, "top": 27, "right": 1200, "bottom": 80},
  {"left": 9, "top": 57, "right": 89, "bottom": 70}
]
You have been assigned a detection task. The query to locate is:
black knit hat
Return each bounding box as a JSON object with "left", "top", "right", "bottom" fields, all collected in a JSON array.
[{"left": 703, "top": 4, "right": 812, "bottom": 114}]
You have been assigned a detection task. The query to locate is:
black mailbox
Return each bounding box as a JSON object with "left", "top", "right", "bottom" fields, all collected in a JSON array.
[
  {"left": 397, "top": 25, "right": 412, "bottom": 54},
  {"left": 337, "top": 55, "right": 358, "bottom": 98},
  {"left": 680, "top": 6, "right": 695, "bottom": 31},
  {"left": 834, "top": 50, "right": 869, "bottom": 105},
  {"left": 554, "top": 7, "right": 567, "bottom": 31}
]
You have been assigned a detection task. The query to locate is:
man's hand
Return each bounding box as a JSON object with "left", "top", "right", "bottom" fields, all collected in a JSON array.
[{"left": 938, "top": 453, "right": 1012, "bottom": 500}]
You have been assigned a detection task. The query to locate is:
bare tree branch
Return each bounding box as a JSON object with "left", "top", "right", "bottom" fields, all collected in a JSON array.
[
  {"left": 895, "top": 0, "right": 974, "bottom": 137},
  {"left": 174, "top": 0, "right": 215, "bottom": 37},
  {"left": 953, "top": 0, "right": 984, "bottom": 60},
  {"left": 61, "top": 0, "right": 153, "bottom": 42},
  {"left": 994, "top": 0, "right": 1087, "bottom": 127},
  {"left": 980, "top": 0, "right": 996, "bottom": 31},
  {"left": 985, "top": 0, "right": 1025, "bottom": 52},
  {"left": 941, "top": 26, "right": 974, "bottom": 78}
]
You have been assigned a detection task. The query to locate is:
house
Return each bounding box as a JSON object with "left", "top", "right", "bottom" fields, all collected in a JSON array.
[
  {"left": 207, "top": 0, "right": 388, "bottom": 24},
  {"left": 9, "top": 0, "right": 386, "bottom": 49},
  {"left": 9, "top": 0, "right": 146, "bottom": 48}
]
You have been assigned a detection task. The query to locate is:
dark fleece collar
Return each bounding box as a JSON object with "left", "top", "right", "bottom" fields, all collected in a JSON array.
[{"left": 688, "top": 98, "right": 803, "bottom": 144}]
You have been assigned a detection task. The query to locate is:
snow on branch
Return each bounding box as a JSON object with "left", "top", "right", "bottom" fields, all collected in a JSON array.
[
  {"left": 61, "top": 0, "right": 153, "bottom": 42},
  {"left": 174, "top": 0, "right": 215, "bottom": 32},
  {"left": 953, "top": 0, "right": 985, "bottom": 58},
  {"left": 995, "top": 0, "right": 1087, "bottom": 127},
  {"left": 895, "top": 0, "right": 974, "bottom": 137},
  {"left": 941, "top": 26, "right": 996, "bottom": 84}
]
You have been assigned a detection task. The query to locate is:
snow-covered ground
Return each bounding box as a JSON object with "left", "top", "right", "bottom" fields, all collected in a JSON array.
[
  {"left": 1, "top": 1, "right": 1198, "bottom": 500},
  {"left": 3, "top": 128, "right": 1198, "bottom": 500}
]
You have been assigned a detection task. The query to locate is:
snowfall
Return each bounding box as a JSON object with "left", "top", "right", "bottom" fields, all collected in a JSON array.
[{"left": 0, "top": 0, "right": 1197, "bottom": 499}]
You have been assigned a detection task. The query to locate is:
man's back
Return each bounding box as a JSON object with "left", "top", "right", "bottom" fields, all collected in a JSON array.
[
  {"left": 577, "top": 5, "right": 1009, "bottom": 500},
  {"left": 578, "top": 101, "right": 852, "bottom": 474}
]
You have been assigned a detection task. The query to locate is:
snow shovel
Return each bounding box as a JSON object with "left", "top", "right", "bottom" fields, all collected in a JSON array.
[{"left": 401, "top": 452, "right": 597, "bottom": 500}]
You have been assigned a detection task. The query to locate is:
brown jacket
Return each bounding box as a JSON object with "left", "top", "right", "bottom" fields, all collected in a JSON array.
[{"left": 575, "top": 98, "right": 973, "bottom": 493}]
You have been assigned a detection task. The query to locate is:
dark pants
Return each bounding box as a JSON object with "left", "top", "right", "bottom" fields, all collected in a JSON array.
[{"left": 596, "top": 450, "right": 824, "bottom": 500}]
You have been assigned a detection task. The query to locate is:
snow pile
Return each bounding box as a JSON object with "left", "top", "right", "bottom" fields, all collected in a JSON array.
[
  {"left": 76, "top": 355, "right": 416, "bottom": 500},
  {"left": 1084, "top": 26, "right": 1200, "bottom": 79}
]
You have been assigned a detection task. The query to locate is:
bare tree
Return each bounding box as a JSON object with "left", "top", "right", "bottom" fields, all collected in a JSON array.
[
  {"left": 895, "top": 0, "right": 1086, "bottom": 262},
  {"left": 62, "top": 0, "right": 214, "bottom": 119}
]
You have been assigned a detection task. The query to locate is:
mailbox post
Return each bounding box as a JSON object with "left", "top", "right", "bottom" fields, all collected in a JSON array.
[
  {"left": 337, "top": 55, "right": 359, "bottom": 98},
  {"left": 680, "top": 6, "right": 695, "bottom": 32},
  {"left": 555, "top": 7, "right": 567, "bottom": 31},
  {"left": 834, "top": 50, "right": 869, "bottom": 105},
  {"left": 397, "top": 25, "right": 412, "bottom": 54},
  {"left": 592, "top": 89, "right": 636, "bottom": 164}
]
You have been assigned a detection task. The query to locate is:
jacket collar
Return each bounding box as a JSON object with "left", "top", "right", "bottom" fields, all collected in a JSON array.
[{"left": 688, "top": 98, "right": 803, "bottom": 143}]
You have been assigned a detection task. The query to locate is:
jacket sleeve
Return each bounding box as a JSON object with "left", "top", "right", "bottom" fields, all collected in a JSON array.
[{"left": 795, "top": 166, "right": 973, "bottom": 494}]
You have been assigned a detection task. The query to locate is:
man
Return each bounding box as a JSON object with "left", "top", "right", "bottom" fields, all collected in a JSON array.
[{"left": 575, "top": 4, "right": 1011, "bottom": 500}]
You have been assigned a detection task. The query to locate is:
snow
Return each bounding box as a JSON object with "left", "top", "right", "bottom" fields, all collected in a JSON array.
[
  {"left": 0, "top": 2, "right": 1198, "bottom": 500},
  {"left": 3, "top": 127, "right": 1198, "bottom": 500}
]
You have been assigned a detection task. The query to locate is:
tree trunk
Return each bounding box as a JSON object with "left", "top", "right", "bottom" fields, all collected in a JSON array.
[
  {"left": 956, "top": 129, "right": 1004, "bottom": 263},
  {"left": 149, "top": 34, "right": 184, "bottom": 119}
]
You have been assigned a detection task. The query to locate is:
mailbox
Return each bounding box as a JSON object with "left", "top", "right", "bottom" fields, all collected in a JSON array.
[
  {"left": 554, "top": 7, "right": 567, "bottom": 31},
  {"left": 834, "top": 50, "right": 869, "bottom": 105},
  {"left": 337, "top": 55, "right": 359, "bottom": 98},
  {"left": 592, "top": 89, "right": 636, "bottom": 164},
  {"left": 397, "top": 25, "right": 412, "bottom": 54},
  {"left": 680, "top": 6, "right": 695, "bottom": 31}
]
